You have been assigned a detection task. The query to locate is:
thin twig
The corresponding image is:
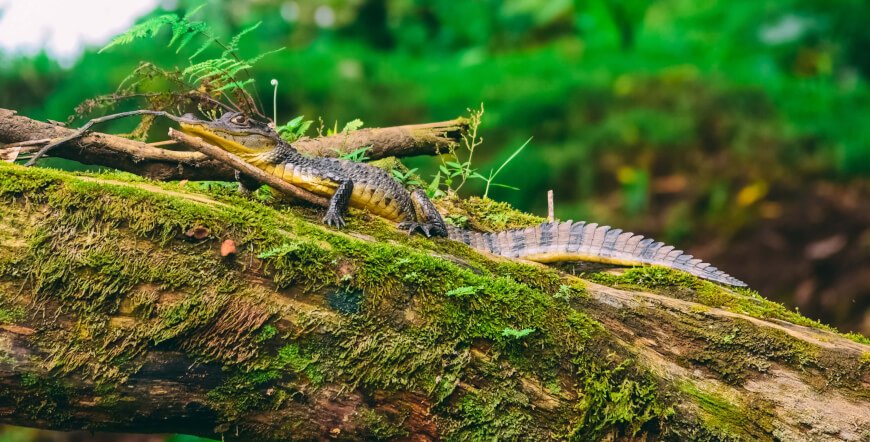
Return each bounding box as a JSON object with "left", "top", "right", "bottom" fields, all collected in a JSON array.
[
  {"left": 547, "top": 190, "right": 554, "bottom": 223},
  {"left": 5, "top": 138, "right": 51, "bottom": 147},
  {"left": 147, "top": 140, "right": 178, "bottom": 147},
  {"left": 24, "top": 110, "right": 185, "bottom": 167},
  {"left": 167, "top": 128, "right": 329, "bottom": 207}
]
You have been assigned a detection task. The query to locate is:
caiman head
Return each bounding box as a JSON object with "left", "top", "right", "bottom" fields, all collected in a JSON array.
[{"left": 178, "top": 112, "right": 281, "bottom": 155}]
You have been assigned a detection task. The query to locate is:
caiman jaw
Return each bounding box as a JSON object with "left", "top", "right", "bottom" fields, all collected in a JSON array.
[
  {"left": 177, "top": 112, "right": 279, "bottom": 155},
  {"left": 178, "top": 122, "right": 260, "bottom": 155}
]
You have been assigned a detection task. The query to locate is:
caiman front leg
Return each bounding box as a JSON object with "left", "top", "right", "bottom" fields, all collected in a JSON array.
[
  {"left": 398, "top": 189, "right": 448, "bottom": 237},
  {"left": 322, "top": 179, "right": 354, "bottom": 228},
  {"left": 235, "top": 170, "right": 262, "bottom": 195}
]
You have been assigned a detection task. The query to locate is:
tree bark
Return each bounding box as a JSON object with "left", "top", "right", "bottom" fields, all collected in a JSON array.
[
  {"left": 1, "top": 165, "right": 869, "bottom": 440},
  {"left": 0, "top": 109, "right": 467, "bottom": 181}
]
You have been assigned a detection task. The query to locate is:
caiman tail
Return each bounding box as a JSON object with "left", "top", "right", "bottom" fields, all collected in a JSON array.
[{"left": 446, "top": 221, "right": 747, "bottom": 287}]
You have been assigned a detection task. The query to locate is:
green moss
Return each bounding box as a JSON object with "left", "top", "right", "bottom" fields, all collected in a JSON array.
[
  {"left": 555, "top": 282, "right": 588, "bottom": 301},
  {"left": 674, "top": 316, "right": 819, "bottom": 385},
  {"left": 206, "top": 371, "right": 281, "bottom": 421},
  {"left": 276, "top": 344, "right": 324, "bottom": 385},
  {"left": 434, "top": 195, "right": 545, "bottom": 232},
  {"left": 205, "top": 342, "right": 326, "bottom": 424},
  {"left": 0, "top": 305, "right": 25, "bottom": 324},
  {"left": 257, "top": 325, "right": 277, "bottom": 341},
  {"left": 592, "top": 266, "right": 870, "bottom": 345},
  {"left": 11, "top": 372, "right": 74, "bottom": 426},
  {"left": 445, "top": 387, "right": 535, "bottom": 440},
  {"left": 678, "top": 382, "right": 775, "bottom": 440},
  {"left": 94, "top": 382, "right": 122, "bottom": 409},
  {"left": 569, "top": 359, "right": 673, "bottom": 440},
  {"left": 355, "top": 408, "right": 410, "bottom": 440},
  {"left": 0, "top": 163, "right": 796, "bottom": 437}
]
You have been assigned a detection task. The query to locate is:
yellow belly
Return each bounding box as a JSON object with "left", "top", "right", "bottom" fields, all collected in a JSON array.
[
  {"left": 265, "top": 163, "right": 405, "bottom": 222},
  {"left": 521, "top": 252, "right": 644, "bottom": 267},
  {"left": 349, "top": 185, "right": 404, "bottom": 221}
]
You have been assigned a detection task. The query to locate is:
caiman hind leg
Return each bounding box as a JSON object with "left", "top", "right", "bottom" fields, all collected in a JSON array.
[{"left": 398, "top": 189, "right": 448, "bottom": 237}]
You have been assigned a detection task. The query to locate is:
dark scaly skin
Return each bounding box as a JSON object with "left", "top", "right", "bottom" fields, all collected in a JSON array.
[
  {"left": 178, "top": 112, "right": 447, "bottom": 237},
  {"left": 177, "top": 113, "right": 747, "bottom": 286}
]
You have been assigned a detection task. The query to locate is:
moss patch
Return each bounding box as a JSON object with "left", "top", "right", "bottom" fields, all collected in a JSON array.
[
  {"left": 434, "top": 195, "right": 545, "bottom": 231},
  {"left": 0, "top": 163, "right": 677, "bottom": 438},
  {"left": 591, "top": 266, "right": 870, "bottom": 345},
  {"left": 677, "top": 382, "right": 775, "bottom": 441}
]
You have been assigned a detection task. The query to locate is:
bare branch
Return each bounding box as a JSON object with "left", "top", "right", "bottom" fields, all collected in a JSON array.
[
  {"left": 168, "top": 127, "right": 329, "bottom": 207},
  {"left": 0, "top": 108, "right": 467, "bottom": 181}
]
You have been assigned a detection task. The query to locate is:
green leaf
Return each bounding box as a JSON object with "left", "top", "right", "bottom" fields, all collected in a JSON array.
[
  {"left": 225, "top": 21, "right": 261, "bottom": 55},
  {"left": 446, "top": 286, "right": 477, "bottom": 297},
  {"left": 214, "top": 78, "right": 254, "bottom": 92},
  {"left": 341, "top": 118, "right": 364, "bottom": 132},
  {"left": 428, "top": 173, "right": 441, "bottom": 195},
  {"left": 492, "top": 137, "right": 531, "bottom": 179},
  {"left": 257, "top": 243, "right": 300, "bottom": 259},
  {"left": 296, "top": 120, "right": 313, "bottom": 136},
  {"left": 502, "top": 328, "right": 535, "bottom": 339},
  {"left": 286, "top": 115, "right": 304, "bottom": 128},
  {"left": 183, "top": 3, "right": 207, "bottom": 20},
  {"left": 99, "top": 14, "right": 177, "bottom": 53},
  {"left": 189, "top": 37, "right": 217, "bottom": 60},
  {"left": 244, "top": 47, "right": 285, "bottom": 65}
]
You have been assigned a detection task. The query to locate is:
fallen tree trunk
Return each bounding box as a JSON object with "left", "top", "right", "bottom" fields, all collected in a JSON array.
[
  {"left": 0, "top": 163, "right": 868, "bottom": 441},
  {"left": 0, "top": 109, "right": 467, "bottom": 181}
]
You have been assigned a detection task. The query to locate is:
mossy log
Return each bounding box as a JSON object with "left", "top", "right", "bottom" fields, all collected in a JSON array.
[
  {"left": 0, "top": 163, "right": 869, "bottom": 441},
  {"left": 0, "top": 109, "right": 467, "bottom": 181}
]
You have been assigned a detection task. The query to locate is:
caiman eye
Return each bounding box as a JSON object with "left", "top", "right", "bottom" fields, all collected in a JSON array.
[{"left": 230, "top": 114, "right": 249, "bottom": 125}]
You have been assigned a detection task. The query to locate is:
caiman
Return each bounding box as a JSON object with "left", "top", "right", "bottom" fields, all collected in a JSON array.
[{"left": 179, "top": 112, "right": 747, "bottom": 287}]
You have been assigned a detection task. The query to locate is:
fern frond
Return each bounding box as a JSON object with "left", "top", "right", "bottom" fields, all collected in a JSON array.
[
  {"left": 245, "top": 48, "right": 285, "bottom": 65},
  {"left": 182, "top": 58, "right": 232, "bottom": 80},
  {"left": 99, "top": 14, "right": 177, "bottom": 53},
  {"left": 182, "top": 58, "right": 254, "bottom": 93},
  {"left": 227, "top": 61, "right": 253, "bottom": 77},
  {"left": 171, "top": 21, "right": 210, "bottom": 52},
  {"left": 223, "top": 22, "right": 261, "bottom": 57},
  {"left": 174, "top": 29, "right": 199, "bottom": 53},
  {"left": 183, "top": 3, "right": 207, "bottom": 20},
  {"left": 297, "top": 120, "right": 313, "bottom": 136},
  {"left": 215, "top": 78, "right": 254, "bottom": 92},
  {"left": 189, "top": 37, "right": 218, "bottom": 60},
  {"left": 100, "top": 5, "right": 279, "bottom": 117}
]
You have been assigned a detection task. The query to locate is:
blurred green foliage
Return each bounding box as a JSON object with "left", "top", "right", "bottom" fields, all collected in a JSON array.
[{"left": 4, "top": 0, "right": 869, "bottom": 213}]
